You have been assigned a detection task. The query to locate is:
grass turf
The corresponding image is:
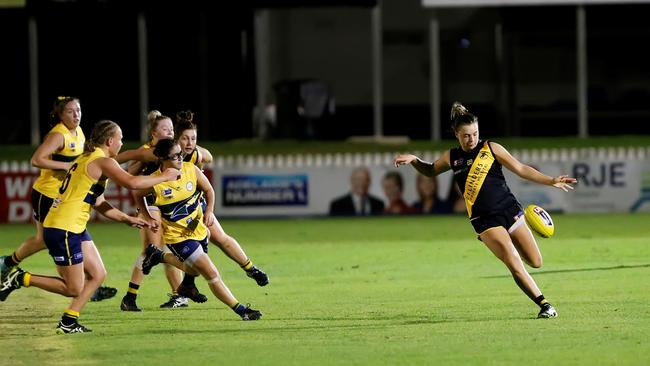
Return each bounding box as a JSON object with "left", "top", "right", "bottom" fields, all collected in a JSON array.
[{"left": 0, "top": 213, "right": 649, "bottom": 365}]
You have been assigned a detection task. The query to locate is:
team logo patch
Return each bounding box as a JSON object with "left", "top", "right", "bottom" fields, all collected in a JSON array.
[
  {"left": 162, "top": 188, "right": 173, "bottom": 198},
  {"left": 466, "top": 159, "right": 474, "bottom": 166},
  {"left": 453, "top": 158, "right": 464, "bottom": 167},
  {"left": 186, "top": 182, "right": 193, "bottom": 191}
]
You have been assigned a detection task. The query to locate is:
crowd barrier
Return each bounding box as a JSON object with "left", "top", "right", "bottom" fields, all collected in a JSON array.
[{"left": 1, "top": 147, "right": 650, "bottom": 223}]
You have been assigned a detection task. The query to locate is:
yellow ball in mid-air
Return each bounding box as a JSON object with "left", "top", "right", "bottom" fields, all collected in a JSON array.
[{"left": 524, "top": 204, "right": 555, "bottom": 238}]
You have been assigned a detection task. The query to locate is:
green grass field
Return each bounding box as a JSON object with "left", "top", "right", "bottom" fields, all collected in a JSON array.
[
  {"left": 1, "top": 214, "right": 649, "bottom": 366},
  {"left": 4, "top": 135, "right": 650, "bottom": 160}
]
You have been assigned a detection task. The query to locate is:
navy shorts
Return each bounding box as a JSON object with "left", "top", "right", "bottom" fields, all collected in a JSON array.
[
  {"left": 43, "top": 228, "right": 92, "bottom": 266},
  {"left": 167, "top": 236, "right": 208, "bottom": 262},
  {"left": 470, "top": 203, "right": 524, "bottom": 235},
  {"left": 31, "top": 189, "right": 54, "bottom": 223}
]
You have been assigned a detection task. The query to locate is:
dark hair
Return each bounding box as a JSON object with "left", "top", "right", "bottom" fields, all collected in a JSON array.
[
  {"left": 450, "top": 101, "right": 478, "bottom": 132},
  {"left": 175, "top": 110, "right": 197, "bottom": 139},
  {"left": 152, "top": 138, "right": 177, "bottom": 160},
  {"left": 146, "top": 110, "right": 172, "bottom": 143},
  {"left": 50, "top": 96, "right": 80, "bottom": 126},
  {"left": 84, "top": 120, "right": 119, "bottom": 153},
  {"left": 383, "top": 171, "right": 404, "bottom": 192}
]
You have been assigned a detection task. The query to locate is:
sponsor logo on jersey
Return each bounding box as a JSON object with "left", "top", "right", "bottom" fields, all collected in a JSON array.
[{"left": 162, "top": 188, "right": 173, "bottom": 198}]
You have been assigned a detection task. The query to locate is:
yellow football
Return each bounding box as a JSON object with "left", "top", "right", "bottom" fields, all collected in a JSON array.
[{"left": 524, "top": 204, "right": 554, "bottom": 238}]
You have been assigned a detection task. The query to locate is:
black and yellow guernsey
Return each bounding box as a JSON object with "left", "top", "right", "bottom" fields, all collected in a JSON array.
[{"left": 449, "top": 140, "right": 518, "bottom": 219}]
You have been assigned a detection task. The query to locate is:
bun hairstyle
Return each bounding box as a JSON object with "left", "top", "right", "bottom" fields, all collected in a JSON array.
[
  {"left": 450, "top": 101, "right": 478, "bottom": 132},
  {"left": 146, "top": 110, "right": 172, "bottom": 143},
  {"left": 152, "top": 138, "right": 177, "bottom": 160},
  {"left": 84, "top": 120, "right": 119, "bottom": 153},
  {"left": 50, "top": 96, "right": 80, "bottom": 126},
  {"left": 175, "top": 110, "right": 197, "bottom": 139}
]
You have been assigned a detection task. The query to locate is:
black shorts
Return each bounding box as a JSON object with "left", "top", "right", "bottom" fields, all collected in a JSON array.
[
  {"left": 31, "top": 189, "right": 54, "bottom": 223},
  {"left": 470, "top": 203, "right": 524, "bottom": 235}
]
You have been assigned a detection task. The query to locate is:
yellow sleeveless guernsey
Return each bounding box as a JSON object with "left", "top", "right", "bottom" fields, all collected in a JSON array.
[
  {"left": 32, "top": 123, "right": 86, "bottom": 198},
  {"left": 44, "top": 148, "right": 108, "bottom": 233},
  {"left": 151, "top": 162, "right": 207, "bottom": 244}
]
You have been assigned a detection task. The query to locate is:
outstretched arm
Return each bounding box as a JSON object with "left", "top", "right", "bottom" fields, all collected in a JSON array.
[
  {"left": 490, "top": 142, "right": 577, "bottom": 192},
  {"left": 115, "top": 146, "right": 157, "bottom": 164},
  {"left": 96, "top": 157, "right": 179, "bottom": 190},
  {"left": 393, "top": 150, "right": 452, "bottom": 177},
  {"left": 94, "top": 194, "right": 149, "bottom": 228}
]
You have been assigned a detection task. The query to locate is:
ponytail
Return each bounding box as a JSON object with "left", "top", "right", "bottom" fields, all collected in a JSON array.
[
  {"left": 174, "top": 110, "right": 198, "bottom": 139},
  {"left": 146, "top": 110, "right": 172, "bottom": 143},
  {"left": 450, "top": 101, "right": 478, "bottom": 132}
]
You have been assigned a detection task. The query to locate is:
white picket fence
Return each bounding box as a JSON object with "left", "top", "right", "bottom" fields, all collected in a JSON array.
[{"left": 1, "top": 146, "right": 649, "bottom": 172}]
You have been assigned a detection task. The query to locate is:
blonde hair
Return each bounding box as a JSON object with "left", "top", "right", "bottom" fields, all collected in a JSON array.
[
  {"left": 147, "top": 110, "right": 172, "bottom": 143},
  {"left": 84, "top": 120, "right": 119, "bottom": 153}
]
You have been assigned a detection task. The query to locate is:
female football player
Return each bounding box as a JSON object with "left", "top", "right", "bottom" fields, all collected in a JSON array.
[
  {"left": 393, "top": 102, "right": 577, "bottom": 319},
  {"left": 0, "top": 120, "right": 179, "bottom": 333},
  {"left": 175, "top": 110, "right": 269, "bottom": 287},
  {"left": 0, "top": 96, "right": 117, "bottom": 301},
  {"left": 115, "top": 110, "right": 199, "bottom": 311},
  {"left": 135, "top": 138, "right": 262, "bottom": 321}
]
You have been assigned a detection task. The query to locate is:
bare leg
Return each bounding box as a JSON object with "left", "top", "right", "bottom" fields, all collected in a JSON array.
[
  {"left": 8, "top": 221, "right": 47, "bottom": 262},
  {"left": 67, "top": 241, "right": 106, "bottom": 312},
  {"left": 127, "top": 210, "right": 162, "bottom": 287},
  {"left": 208, "top": 219, "right": 249, "bottom": 266},
  {"left": 509, "top": 219, "right": 543, "bottom": 268},
  {"left": 207, "top": 219, "right": 269, "bottom": 287},
  {"left": 189, "top": 253, "right": 239, "bottom": 307},
  {"left": 480, "top": 227, "right": 542, "bottom": 301},
  {"left": 29, "top": 263, "right": 85, "bottom": 297}
]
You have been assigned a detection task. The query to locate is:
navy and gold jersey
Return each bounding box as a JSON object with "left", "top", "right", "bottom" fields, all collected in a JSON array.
[
  {"left": 150, "top": 162, "right": 207, "bottom": 244},
  {"left": 450, "top": 140, "right": 517, "bottom": 218},
  {"left": 32, "top": 123, "right": 85, "bottom": 198},
  {"left": 44, "top": 148, "right": 108, "bottom": 233}
]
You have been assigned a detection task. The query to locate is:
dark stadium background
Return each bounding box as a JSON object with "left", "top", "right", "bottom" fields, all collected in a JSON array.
[{"left": 2, "top": 0, "right": 650, "bottom": 143}]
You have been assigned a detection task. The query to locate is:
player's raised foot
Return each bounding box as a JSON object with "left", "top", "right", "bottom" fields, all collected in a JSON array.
[
  {"left": 142, "top": 244, "right": 164, "bottom": 275},
  {"left": 246, "top": 266, "right": 269, "bottom": 287},
  {"left": 0, "top": 267, "right": 25, "bottom": 302},
  {"left": 537, "top": 303, "right": 558, "bottom": 319},
  {"left": 0, "top": 255, "right": 13, "bottom": 277},
  {"left": 120, "top": 295, "right": 142, "bottom": 312},
  {"left": 56, "top": 321, "right": 92, "bottom": 334},
  {"left": 240, "top": 304, "right": 262, "bottom": 321},
  {"left": 90, "top": 286, "right": 118, "bottom": 302},
  {"left": 160, "top": 294, "right": 189, "bottom": 308},
  {"left": 177, "top": 283, "right": 208, "bottom": 303}
]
